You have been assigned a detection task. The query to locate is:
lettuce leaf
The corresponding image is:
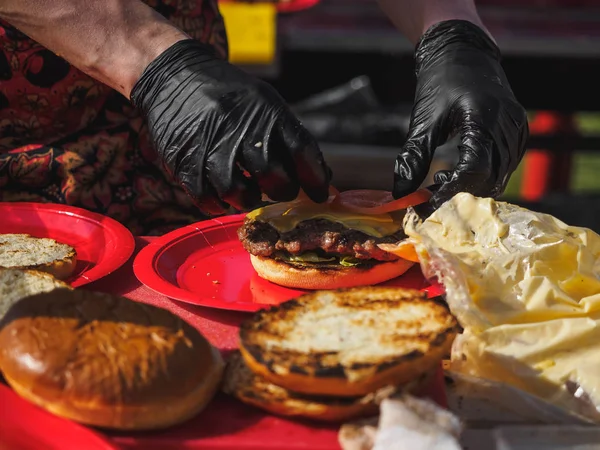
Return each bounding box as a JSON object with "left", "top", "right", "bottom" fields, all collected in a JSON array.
[
  {"left": 274, "top": 252, "right": 364, "bottom": 267},
  {"left": 339, "top": 256, "right": 362, "bottom": 267},
  {"left": 287, "top": 252, "right": 335, "bottom": 263}
]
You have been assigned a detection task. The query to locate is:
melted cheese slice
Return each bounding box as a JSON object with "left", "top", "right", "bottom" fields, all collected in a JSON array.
[
  {"left": 247, "top": 200, "right": 403, "bottom": 237},
  {"left": 404, "top": 193, "right": 600, "bottom": 420}
]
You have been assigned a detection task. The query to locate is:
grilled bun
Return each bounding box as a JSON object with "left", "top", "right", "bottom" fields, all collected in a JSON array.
[
  {"left": 0, "top": 289, "right": 223, "bottom": 431},
  {"left": 0, "top": 268, "right": 71, "bottom": 320},
  {"left": 0, "top": 234, "right": 77, "bottom": 280},
  {"left": 240, "top": 287, "right": 457, "bottom": 397},
  {"left": 223, "top": 351, "right": 433, "bottom": 423},
  {"left": 249, "top": 255, "right": 414, "bottom": 290}
]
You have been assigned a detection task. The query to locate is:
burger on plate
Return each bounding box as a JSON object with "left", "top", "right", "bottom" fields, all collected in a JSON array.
[{"left": 237, "top": 188, "right": 430, "bottom": 290}]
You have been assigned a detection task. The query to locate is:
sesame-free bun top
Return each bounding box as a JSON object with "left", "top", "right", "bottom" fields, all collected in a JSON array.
[
  {"left": 0, "top": 289, "right": 223, "bottom": 430},
  {"left": 240, "top": 287, "right": 458, "bottom": 397}
]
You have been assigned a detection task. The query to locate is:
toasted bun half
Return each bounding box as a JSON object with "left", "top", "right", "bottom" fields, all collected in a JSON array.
[
  {"left": 0, "top": 289, "right": 224, "bottom": 431},
  {"left": 249, "top": 254, "right": 414, "bottom": 290},
  {"left": 223, "top": 351, "right": 432, "bottom": 423},
  {"left": 240, "top": 287, "right": 457, "bottom": 397},
  {"left": 0, "top": 234, "right": 77, "bottom": 280},
  {"left": 0, "top": 268, "right": 71, "bottom": 320}
]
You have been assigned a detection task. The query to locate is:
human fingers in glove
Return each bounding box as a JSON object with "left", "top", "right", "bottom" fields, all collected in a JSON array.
[
  {"left": 378, "top": 0, "right": 529, "bottom": 209},
  {"left": 0, "top": 0, "right": 331, "bottom": 216},
  {"left": 131, "top": 40, "right": 331, "bottom": 215}
]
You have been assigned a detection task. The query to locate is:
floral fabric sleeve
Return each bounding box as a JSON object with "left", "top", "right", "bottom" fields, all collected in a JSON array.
[{"left": 0, "top": 0, "right": 228, "bottom": 235}]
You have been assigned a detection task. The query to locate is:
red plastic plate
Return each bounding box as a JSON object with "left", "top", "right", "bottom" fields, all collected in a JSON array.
[
  {"left": 133, "top": 214, "right": 443, "bottom": 312},
  {"left": 0, "top": 383, "right": 117, "bottom": 450},
  {"left": 1, "top": 373, "right": 445, "bottom": 450},
  {"left": 0, "top": 202, "right": 135, "bottom": 287}
]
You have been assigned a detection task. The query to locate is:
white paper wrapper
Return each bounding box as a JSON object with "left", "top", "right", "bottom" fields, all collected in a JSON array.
[
  {"left": 339, "top": 395, "right": 463, "bottom": 450},
  {"left": 401, "top": 193, "right": 600, "bottom": 424}
]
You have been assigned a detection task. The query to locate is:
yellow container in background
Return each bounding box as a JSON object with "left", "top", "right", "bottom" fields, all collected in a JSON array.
[{"left": 219, "top": 2, "right": 277, "bottom": 65}]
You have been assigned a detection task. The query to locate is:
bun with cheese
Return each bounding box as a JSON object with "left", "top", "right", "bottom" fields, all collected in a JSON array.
[
  {"left": 0, "top": 289, "right": 224, "bottom": 431},
  {"left": 237, "top": 189, "right": 430, "bottom": 290}
]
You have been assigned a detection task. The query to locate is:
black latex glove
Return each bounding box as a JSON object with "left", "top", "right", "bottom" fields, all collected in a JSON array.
[
  {"left": 394, "top": 20, "right": 529, "bottom": 209},
  {"left": 131, "top": 39, "right": 331, "bottom": 215}
]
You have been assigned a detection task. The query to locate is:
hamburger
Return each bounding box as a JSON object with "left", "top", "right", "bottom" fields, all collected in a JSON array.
[{"left": 237, "top": 188, "right": 431, "bottom": 290}]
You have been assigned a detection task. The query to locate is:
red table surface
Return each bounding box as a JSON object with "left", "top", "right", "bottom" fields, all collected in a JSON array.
[
  {"left": 88, "top": 237, "right": 250, "bottom": 351},
  {"left": 71, "top": 237, "right": 447, "bottom": 450}
]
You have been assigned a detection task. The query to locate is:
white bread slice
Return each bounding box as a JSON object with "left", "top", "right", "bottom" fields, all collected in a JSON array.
[
  {"left": 0, "top": 268, "right": 71, "bottom": 320},
  {"left": 0, "top": 234, "right": 77, "bottom": 280},
  {"left": 240, "top": 287, "right": 458, "bottom": 397}
]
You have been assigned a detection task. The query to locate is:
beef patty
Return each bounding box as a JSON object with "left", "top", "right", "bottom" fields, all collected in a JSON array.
[{"left": 237, "top": 219, "right": 405, "bottom": 261}]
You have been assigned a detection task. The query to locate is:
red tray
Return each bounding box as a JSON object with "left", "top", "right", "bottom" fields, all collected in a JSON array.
[
  {"left": 1, "top": 366, "right": 446, "bottom": 450},
  {"left": 133, "top": 215, "right": 442, "bottom": 312},
  {"left": 111, "top": 366, "right": 446, "bottom": 449},
  {"left": 0, "top": 382, "right": 117, "bottom": 450},
  {"left": 2, "top": 216, "right": 448, "bottom": 449}
]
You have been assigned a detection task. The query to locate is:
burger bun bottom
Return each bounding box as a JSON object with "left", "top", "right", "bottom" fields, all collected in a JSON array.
[
  {"left": 223, "top": 351, "right": 433, "bottom": 423},
  {"left": 250, "top": 255, "right": 414, "bottom": 290}
]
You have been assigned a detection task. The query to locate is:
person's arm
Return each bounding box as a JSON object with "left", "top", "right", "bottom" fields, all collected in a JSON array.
[
  {"left": 377, "top": 0, "right": 492, "bottom": 44},
  {"left": 376, "top": 0, "right": 529, "bottom": 208},
  {"left": 0, "top": 0, "right": 188, "bottom": 98},
  {"left": 1, "top": 1, "right": 332, "bottom": 213}
]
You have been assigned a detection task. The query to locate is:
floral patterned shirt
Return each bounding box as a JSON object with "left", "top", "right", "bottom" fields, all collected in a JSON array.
[{"left": 0, "top": 0, "right": 228, "bottom": 235}]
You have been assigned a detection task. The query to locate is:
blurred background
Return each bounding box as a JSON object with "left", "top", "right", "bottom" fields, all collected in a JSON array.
[{"left": 220, "top": 0, "right": 600, "bottom": 230}]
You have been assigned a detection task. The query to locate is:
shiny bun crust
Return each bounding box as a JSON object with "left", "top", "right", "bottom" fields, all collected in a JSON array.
[
  {"left": 249, "top": 255, "right": 414, "bottom": 290},
  {"left": 0, "top": 289, "right": 224, "bottom": 430}
]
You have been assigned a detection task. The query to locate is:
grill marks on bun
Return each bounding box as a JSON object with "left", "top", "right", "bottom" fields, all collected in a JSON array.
[
  {"left": 0, "top": 234, "right": 77, "bottom": 281},
  {"left": 239, "top": 287, "right": 458, "bottom": 398},
  {"left": 0, "top": 268, "right": 71, "bottom": 321},
  {"left": 223, "top": 350, "right": 432, "bottom": 422}
]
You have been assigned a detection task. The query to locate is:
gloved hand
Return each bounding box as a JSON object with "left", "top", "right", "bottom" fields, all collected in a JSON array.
[
  {"left": 394, "top": 20, "right": 529, "bottom": 209},
  {"left": 131, "top": 39, "right": 331, "bottom": 215}
]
